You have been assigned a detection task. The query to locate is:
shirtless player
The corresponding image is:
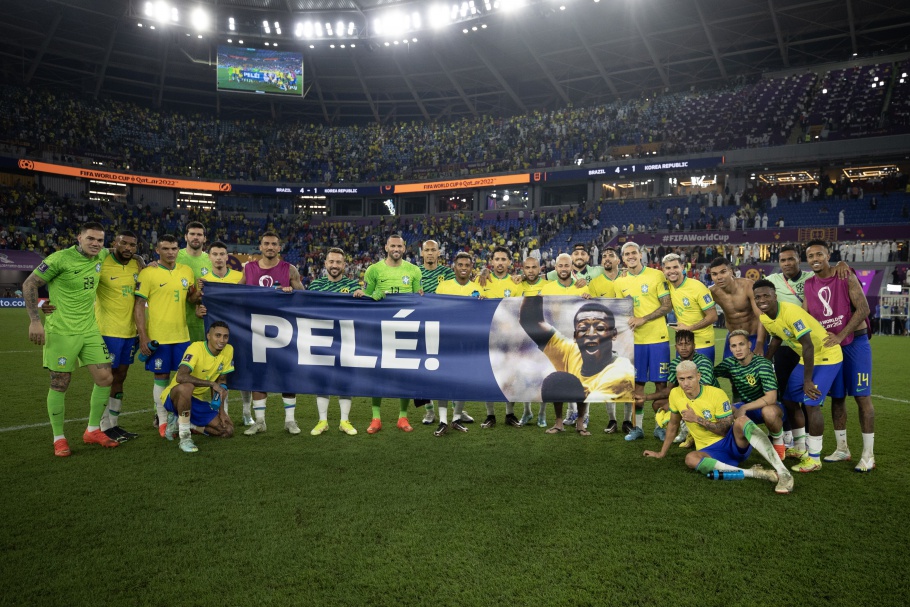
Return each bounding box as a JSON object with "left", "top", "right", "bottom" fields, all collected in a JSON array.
[{"left": 709, "top": 257, "right": 766, "bottom": 360}]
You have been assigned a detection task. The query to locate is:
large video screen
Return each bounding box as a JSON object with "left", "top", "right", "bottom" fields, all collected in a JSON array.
[{"left": 217, "top": 46, "right": 303, "bottom": 96}]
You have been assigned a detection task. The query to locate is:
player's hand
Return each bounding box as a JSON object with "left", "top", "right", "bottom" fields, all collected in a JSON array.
[
  {"left": 212, "top": 382, "right": 228, "bottom": 403},
  {"left": 418, "top": 289, "right": 424, "bottom": 296},
  {"left": 370, "top": 290, "right": 386, "bottom": 301},
  {"left": 139, "top": 339, "right": 152, "bottom": 357},
  {"left": 733, "top": 406, "right": 746, "bottom": 420},
  {"left": 511, "top": 273, "right": 523, "bottom": 284},
  {"left": 804, "top": 380, "right": 821, "bottom": 401},
  {"left": 753, "top": 345, "right": 766, "bottom": 358},
  {"left": 834, "top": 261, "right": 850, "bottom": 279},
  {"left": 680, "top": 404, "right": 698, "bottom": 423},
  {"left": 279, "top": 286, "right": 294, "bottom": 293},
  {"left": 352, "top": 289, "right": 365, "bottom": 298},
  {"left": 575, "top": 277, "right": 588, "bottom": 288},
  {"left": 40, "top": 301, "right": 56, "bottom": 315},
  {"left": 195, "top": 304, "right": 207, "bottom": 318},
  {"left": 147, "top": 260, "right": 159, "bottom": 268},
  {"left": 477, "top": 267, "right": 490, "bottom": 287},
  {"left": 28, "top": 320, "right": 45, "bottom": 345},
  {"left": 642, "top": 450, "right": 664, "bottom": 458},
  {"left": 581, "top": 292, "right": 592, "bottom": 299},
  {"left": 196, "top": 279, "right": 204, "bottom": 294},
  {"left": 628, "top": 316, "right": 645, "bottom": 329},
  {"left": 823, "top": 332, "right": 843, "bottom": 348},
  {"left": 675, "top": 323, "right": 690, "bottom": 331},
  {"left": 635, "top": 394, "right": 646, "bottom": 406}
]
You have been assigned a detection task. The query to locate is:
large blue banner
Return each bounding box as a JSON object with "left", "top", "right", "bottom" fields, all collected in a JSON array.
[{"left": 203, "top": 283, "right": 635, "bottom": 402}]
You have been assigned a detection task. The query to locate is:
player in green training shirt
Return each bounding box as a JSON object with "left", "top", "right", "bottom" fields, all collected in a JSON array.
[
  {"left": 24, "top": 222, "right": 119, "bottom": 457},
  {"left": 362, "top": 234, "right": 423, "bottom": 434},
  {"left": 714, "top": 329, "right": 786, "bottom": 460},
  {"left": 307, "top": 247, "right": 364, "bottom": 437},
  {"left": 176, "top": 221, "right": 213, "bottom": 343},
  {"left": 415, "top": 239, "right": 455, "bottom": 425}
]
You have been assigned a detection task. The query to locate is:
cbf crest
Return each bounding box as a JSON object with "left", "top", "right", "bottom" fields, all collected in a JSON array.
[
  {"left": 682, "top": 297, "right": 690, "bottom": 307},
  {"left": 702, "top": 409, "right": 712, "bottom": 419},
  {"left": 504, "top": 289, "right": 512, "bottom": 297},
  {"left": 181, "top": 278, "right": 189, "bottom": 288},
  {"left": 641, "top": 284, "right": 649, "bottom": 294},
  {"left": 95, "top": 263, "right": 101, "bottom": 273},
  {"left": 402, "top": 275, "right": 410, "bottom": 285}
]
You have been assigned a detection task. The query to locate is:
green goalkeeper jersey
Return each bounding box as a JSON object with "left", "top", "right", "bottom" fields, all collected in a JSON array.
[
  {"left": 177, "top": 249, "right": 213, "bottom": 338},
  {"left": 364, "top": 260, "right": 422, "bottom": 297},
  {"left": 34, "top": 246, "right": 108, "bottom": 335}
]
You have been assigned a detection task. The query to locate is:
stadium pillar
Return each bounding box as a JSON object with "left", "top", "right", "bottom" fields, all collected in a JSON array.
[
  {"left": 587, "top": 181, "right": 596, "bottom": 206},
  {"left": 531, "top": 185, "right": 542, "bottom": 210}
]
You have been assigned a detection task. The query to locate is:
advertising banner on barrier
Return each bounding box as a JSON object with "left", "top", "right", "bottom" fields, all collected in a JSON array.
[
  {"left": 0, "top": 298, "right": 25, "bottom": 308},
  {"left": 0, "top": 250, "right": 44, "bottom": 271},
  {"left": 202, "top": 283, "right": 635, "bottom": 402}
]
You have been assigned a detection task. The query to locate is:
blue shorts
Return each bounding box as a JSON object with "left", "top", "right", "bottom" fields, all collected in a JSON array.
[
  {"left": 695, "top": 345, "right": 716, "bottom": 364},
  {"left": 733, "top": 401, "right": 786, "bottom": 426},
  {"left": 163, "top": 394, "right": 219, "bottom": 428},
  {"left": 145, "top": 341, "right": 191, "bottom": 374},
  {"left": 103, "top": 336, "right": 138, "bottom": 369},
  {"left": 785, "top": 362, "right": 842, "bottom": 406},
  {"left": 634, "top": 342, "right": 670, "bottom": 383},
  {"left": 722, "top": 334, "right": 757, "bottom": 360},
  {"left": 829, "top": 334, "right": 872, "bottom": 398},
  {"left": 700, "top": 428, "right": 752, "bottom": 467}
]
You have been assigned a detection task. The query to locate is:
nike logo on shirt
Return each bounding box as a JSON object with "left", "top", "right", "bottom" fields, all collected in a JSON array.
[
  {"left": 159, "top": 283, "right": 168, "bottom": 287},
  {"left": 110, "top": 276, "right": 119, "bottom": 280}
]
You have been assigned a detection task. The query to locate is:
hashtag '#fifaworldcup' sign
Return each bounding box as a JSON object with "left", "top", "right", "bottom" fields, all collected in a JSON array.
[{"left": 202, "top": 283, "right": 635, "bottom": 402}]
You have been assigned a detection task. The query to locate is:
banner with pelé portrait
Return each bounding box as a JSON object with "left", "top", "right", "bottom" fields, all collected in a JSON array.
[{"left": 202, "top": 283, "right": 635, "bottom": 403}]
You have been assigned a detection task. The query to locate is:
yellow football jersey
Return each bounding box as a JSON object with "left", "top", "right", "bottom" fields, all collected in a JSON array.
[
  {"left": 203, "top": 269, "right": 245, "bottom": 285},
  {"left": 542, "top": 333, "right": 634, "bottom": 402},
  {"left": 614, "top": 266, "right": 670, "bottom": 344},
  {"left": 135, "top": 263, "right": 196, "bottom": 344},
  {"left": 668, "top": 385, "right": 733, "bottom": 450},
  {"left": 668, "top": 277, "right": 716, "bottom": 349},
  {"left": 482, "top": 274, "right": 519, "bottom": 299},
  {"left": 436, "top": 278, "right": 483, "bottom": 297},
  {"left": 95, "top": 254, "right": 141, "bottom": 338},
  {"left": 539, "top": 280, "right": 592, "bottom": 297},
  {"left": 516, "top": 278, "right": 548, "bottom": 297},
  {"left": 588, "top": 274, "right": 617, "bottom": 298},
  {"left": 160, "top": 341, "right": 234, "bottom": 403},
  {"left": 760, "top": 301, "right": 843, "bottom": 365}
]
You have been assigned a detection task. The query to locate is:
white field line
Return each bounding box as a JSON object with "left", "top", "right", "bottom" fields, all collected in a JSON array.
[
  {"left": 0, "top": 408, "right": 153, "bottom": 433},
  {"left": 0, "top": 350, "right": 40, "bottom": 354},
  {"left": 872, "top": 394, "right": 910, "bottom": 404}
]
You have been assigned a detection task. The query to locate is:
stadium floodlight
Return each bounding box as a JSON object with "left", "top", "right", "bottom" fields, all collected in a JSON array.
[
  {"left": 470, "top": 1, "right": 477, "bottom": 15},
  {"left": 384, "top": 41, "right": 389, "bottom": 46},
  {"left": 461, "top": 2, "right": 469, "bottom": 17},
  {"left": 153, "top": 1, "right": 168, "bottom": 22},
  {"left": 302, "top": 22, "right": 313, "bottom": 37},
  {"left": 451, "top": 4, "right": 459, "bottom": 20},
  {"left": 822, "top": 88, "right": 827, "bottom": 93},
  {"left": 412, "top": 37, "right": 417, "bottom": 42},
  {"left": 351, "top": 43, "right": 355, "bottom": 47},
  {"left": 326, "top": 22, "right": 333, "bottom": 35},
  {"left": 264, "top": 41, "right": 269, "bottom": 45},
  {"left": 471, "top": 25, "right": 477, "bottom": 30},
  {"left": 263, "top": 20, "right": 270, "bottom": 33},
  {"left": 295, "top": 23, "right": 302, "bottom": 37},
  {"left": 500, "top": 0, "right": 526, "bottom": 11},
  {"left": 429, "top": 4, "right": 450, "bottom": 29},
  {"left": 229, "top": 17, "right": 235, "bottom": 31},
  {"left": 330, "top": 44, "right": 335, "bottom": 48},
  {"left": 276, "top": 27, "right": 282, "bottom": 34},
  {"left": 238, "top": 39, "right": 243, "bottom": 43},
  {"left": 150, "top": 25, "right": 156, "bottom": 29},
  {"left": 190, "top": 8, "right": 209, "bottom": 31},
  {"left": 171, "top": 6, "right": 178, "bottom": 22},
  {"left": 484, "top": 0, "right": 492, "bottom": 9},
  {"left": 197, "top": 34, "right": 203, "bottom": 38},
  {"left": 309, "top": 44, "right": 314, "bottom": 48},
  {"left": 336, "top": 21, "right": 344, "bottom": 37},
  {"left": 144, "top": 2, "right": 154, "bottom": 17},
  {"left": 374, "top": 18, "right": 383, "bottom": 35},
  {"left": 482, "top": 23, "right": 487, "bottom": 28},
  {"left": 462, "top": 28, "right": 468, "bottom": 33},
  {"left": 227, "top": 38, "right": 231, "bottom": 42},
  {"left": 316, "top": 22, "right": 323, "bottom": 36},
  {"left": 138, "top": 22, "right": 143, "bottom": 27},
  {"left": 393, "top": 40, "right": 399, "bottom": 44},
  {"left": 348, "top": 22, "right": 355, "bottom": 35},
  {"left": 340, "top": 44, "right": 345, "bottom": 48},
  {"left": 412, "top": 11, "right": 421, "bottom": 29}
]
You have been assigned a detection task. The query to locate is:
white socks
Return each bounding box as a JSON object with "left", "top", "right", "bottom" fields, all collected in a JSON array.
[
  {"left": 253, "top": 398, "right": 267, "bottom": 422},
  {"left": 283, "top": 396, "right": 296, "bottom": 422},
  {"left": 316, "top": 396, "right": 330, "bottom": 421}
]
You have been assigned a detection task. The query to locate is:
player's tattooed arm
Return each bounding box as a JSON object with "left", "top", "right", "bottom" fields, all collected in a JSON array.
[
  {"left": 681, "top": 404, "right": 734, "bottom": 435},
  {"left": 23, "top": 272, "right": 47, "bottom": 323},
  {"left": 638, "top": 294, "right": 672, "bottom": 324},
  {"left": 288, "top": 266, "right": 305, "bottom": 291},
  {"left": 174, "top": 365, "right": 218, "bottom": 390}
]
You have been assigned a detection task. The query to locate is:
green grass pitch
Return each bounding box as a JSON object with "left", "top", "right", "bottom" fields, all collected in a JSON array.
[{"left": 0, "top": 309, "right": 906, "bottom": 606}]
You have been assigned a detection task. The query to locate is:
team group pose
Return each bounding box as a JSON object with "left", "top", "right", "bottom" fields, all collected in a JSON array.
[{"left": 24, "top": 224, "right": 878, "bottom": 494}]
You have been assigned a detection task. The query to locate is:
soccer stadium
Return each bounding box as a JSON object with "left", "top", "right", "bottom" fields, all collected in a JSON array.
[{"left": 1, "top": 0, "right": 909, "bottom": 605}]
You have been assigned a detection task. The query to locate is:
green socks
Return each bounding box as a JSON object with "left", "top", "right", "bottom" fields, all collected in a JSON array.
[
  {"left": 399, "top": 398, "right": 409, "bottom": 418},
  {"left": 696, "top": 457, "right": 719, "bottom": 475},
  {"left": 47, "top": 389, "right": 66, "bottom": 436},
  {"left": 88, "top": 384, "right": 112, "bottom": 427},
  {"left": 371, "top": 397, "right": 382, "bottom": 418}
]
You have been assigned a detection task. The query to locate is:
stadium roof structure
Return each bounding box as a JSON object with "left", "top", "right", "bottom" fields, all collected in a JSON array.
[{"left": 2, "top": 0, "right": 910, "bottom": 124}]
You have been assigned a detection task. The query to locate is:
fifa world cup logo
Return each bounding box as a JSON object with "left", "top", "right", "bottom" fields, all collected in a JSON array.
[{"left": 818, "top": 286, "right": 833, "bottom": 317}]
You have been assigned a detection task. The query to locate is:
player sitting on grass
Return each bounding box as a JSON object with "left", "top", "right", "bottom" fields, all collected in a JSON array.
[
  {"left": 643, "top": 360, "right": 794, "bottom": 495},
  {"left": 161, "top": 322, "right": 235, "bottom": 453}
]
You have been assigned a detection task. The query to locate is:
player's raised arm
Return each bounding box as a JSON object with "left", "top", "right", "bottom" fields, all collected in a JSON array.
[
  {"left": 519, "top": 295, "right": 555, "bottom": 348},
  {"left": 23, "top": 272, "right": 48, "bottom": 345}
]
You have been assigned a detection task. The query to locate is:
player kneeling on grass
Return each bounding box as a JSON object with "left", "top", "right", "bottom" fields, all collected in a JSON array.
[
  {"left": 161, "top": 322, "right": 235, "bottom": 453},
  {"left": 643, "top": 360, "right": 794, "bottom": 494}
]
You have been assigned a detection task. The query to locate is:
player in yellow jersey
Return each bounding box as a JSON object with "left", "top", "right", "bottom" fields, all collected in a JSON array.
[
  {"left": 520, "top": 262, "right": 634, "bottom": 436},
  {"left": 96, "top": 230, "right": 145, "bottom": 442},
  {"left": 514, "top": 256, "right": 549, "bottom": 427},
  {"left": 753, "top": 279, "right": 843, "bottom": 473},
  {"left": 134, "top": 234, "right": 199, "bottom": 438},
  {"left": 433, "top": 252, "right": 484, "bottom": 436},
  {"left": 614, "top": 242, "right": 672, "bottom": 441},
  {"left": 161, "top": 321, "right": 235, "bottom": 453},
  {"left": 662, "top": 253, "right": 717, "bottom": 361},
  {"left": 644, "top": 361, "right": 794, "bottom": 494},
  {"left": 480, "top": 246, "right": 522, "bottom": 428}
]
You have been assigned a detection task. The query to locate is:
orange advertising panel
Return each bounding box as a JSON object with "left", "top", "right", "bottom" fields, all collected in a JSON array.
[
  {"left": 394, "top": 173, "right": 529, "bottom": 194},
  {"left": 18, "top": 159, "right": 231, "bottom": 192}
]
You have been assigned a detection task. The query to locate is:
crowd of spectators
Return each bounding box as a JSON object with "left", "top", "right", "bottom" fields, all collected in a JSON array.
[{"left": 1, "top": 59, "right": 908, "bottom": 186}]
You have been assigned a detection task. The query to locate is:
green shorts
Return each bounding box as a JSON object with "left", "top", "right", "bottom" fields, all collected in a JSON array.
[{"left": 43, "top": 332, "right": 111, "bottom": 372}]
